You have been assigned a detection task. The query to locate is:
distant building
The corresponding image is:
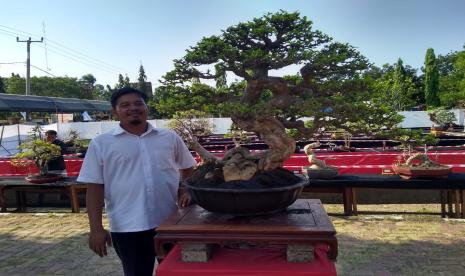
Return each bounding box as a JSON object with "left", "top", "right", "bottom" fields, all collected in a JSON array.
[{"left": 130, "top": 82, "right": 153, "bottom": 97}]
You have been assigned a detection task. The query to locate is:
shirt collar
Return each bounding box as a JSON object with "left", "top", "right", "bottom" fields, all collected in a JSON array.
[{"left": 113, "top": 123, "right": 158, "bottom": 136}]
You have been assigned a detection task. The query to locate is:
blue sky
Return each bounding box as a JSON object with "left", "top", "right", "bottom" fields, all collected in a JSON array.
[{"left": 1, "top": 0, "right": 464, "bottom": 89}]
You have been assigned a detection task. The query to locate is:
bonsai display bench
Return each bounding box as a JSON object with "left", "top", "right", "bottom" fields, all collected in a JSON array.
[
  {"left": 155, "top": 199, "right": 338, "bottom": 262},
  {"left": 0, "top": 176, "right": 86, "bottom": 213},
  {"left": 306, "top": 173, "right": 465, "bottom": 218}
]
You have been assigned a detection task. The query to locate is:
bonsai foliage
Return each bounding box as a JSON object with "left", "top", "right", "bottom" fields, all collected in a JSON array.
[
  {"left": 428, "top": 108, "right": 456, "bottom": 129},
  {"left": 162, "top": 11, "right": 369, "bottom": 172},
  {"left": 167, "top": 110, "right": 214, "bottom": 143},
  {"left": 342, "top": 100, "right": 404, "bottom": 137},
  {"left": 64, "top": 130, "right": 88, "bottom": 153},
  {"left": 380, "top": 128, "right": 438, "bottom": 153},
  {"left": 11, "top": 139, "right": 61, "bottom": 176},
  {"left": 224, "top": 123, "right": 253, "bottom": 144}
]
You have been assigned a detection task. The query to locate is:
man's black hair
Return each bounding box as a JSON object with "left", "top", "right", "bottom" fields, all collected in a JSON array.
[
  {"left": 45, "top": 130, "right": 57, "bottom": 136},
  {"left": 110, "top": 87, "right": 147, "bottom": 108}
]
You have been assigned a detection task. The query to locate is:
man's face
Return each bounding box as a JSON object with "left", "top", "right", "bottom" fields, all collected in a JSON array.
[
  {"left": 113, "top": 93, "right": 148, "bottom": 126},
  {"left": 45, "top": 133, "right": 56, "bottom": 142}
]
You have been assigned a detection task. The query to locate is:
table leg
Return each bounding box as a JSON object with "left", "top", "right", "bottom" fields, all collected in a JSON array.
[
  {"left": 15, "top": 190, "right": 26, "bottom": 211},
  {"left": 67, "top": 186, "right": 80, "bottom": 213},
  {"left": 461, "top": 190, "right": 465, "bottom": 219},
  {"left": 0, "top": 186, "right": 6, "bottom": 212},
  {"left": 351, "top": 188, "right": 358, "bottom": 215},
  {"left": 327, "top": 237, "right": 339, "bottom": 261},
  {"left": 21, "top": 191, "right": 27, "bottom": 211},
  {"left": 447, "top": 191, "right": 453, "bottom": 217},
  {"left": 440, "top": 190, "right": 446, "bottom": 218},
  {"left": 342, "top": 188, "right": 351, "bottom": 215},
  {"left": 455, "top": 190, "right": 460, "bottom": 218}
]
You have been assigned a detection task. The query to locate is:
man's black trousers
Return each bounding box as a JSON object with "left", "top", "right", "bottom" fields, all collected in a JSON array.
[{"left": 111, "top": 229, "right": 156, "bottom": 276}]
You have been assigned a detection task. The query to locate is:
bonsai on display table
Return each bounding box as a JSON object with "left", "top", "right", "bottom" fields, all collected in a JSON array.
[
  {"left": 11, "top": 139, "right": 63, "bottom": 184},
  {"left": 392, "top": 152, "right": 452, "bottom": 179},
  {"left": 161, "top": 11, "right": 401, "bottom": 215},
  {"left": 302, "top": 142, "right": 338, "bottom": 179}
]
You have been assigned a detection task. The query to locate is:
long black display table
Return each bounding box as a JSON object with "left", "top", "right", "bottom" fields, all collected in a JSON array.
[{"left": 305, "top": 173, "right": 465, "bottom": 218}]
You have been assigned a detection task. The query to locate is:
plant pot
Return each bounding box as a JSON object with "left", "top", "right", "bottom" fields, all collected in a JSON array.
[
  {"left": 303, "top": 166, "right": 338, "bottom": 179},
  {"left": 7, "top": 117, "right": 21, "bottom": 125},
  {"left": 25, "top": 174, "right": 63, "bottom": 184},
  {"left": 430, "top": 129, "right": 443, "bottom": 137},
  {"left": 392, "top": 165, "right": 452, "bottom": 179},
  {"left": 184, "top": 176, "right": 307, "bottom": 215}
]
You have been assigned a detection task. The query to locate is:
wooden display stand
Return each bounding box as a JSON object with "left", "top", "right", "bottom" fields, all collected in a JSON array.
[{"left": 155, "top": 199, "right": 338, "bottom": 262}]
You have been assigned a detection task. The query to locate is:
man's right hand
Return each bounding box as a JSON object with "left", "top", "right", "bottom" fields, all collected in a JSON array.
[{"left": 89, "top": 228, "right": 112, "bottom": 257}]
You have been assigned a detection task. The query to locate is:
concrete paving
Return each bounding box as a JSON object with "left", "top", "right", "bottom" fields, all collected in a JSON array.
[{"left": 0, "top": 204, "right": 464, "bottom": 275}]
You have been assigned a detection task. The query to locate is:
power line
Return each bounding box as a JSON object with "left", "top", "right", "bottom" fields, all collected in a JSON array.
[
  {"left": 0, "top": 28, "right": 20, "bottom": 38},
  {"left": 30, "top": 64, "right": 57, "bottom": 77},
  {"left": 0, "top": 24, "right": 40, "bottom": 39},
  {"left": 0, "top": 26, "right": 122, "bottom": 78},
  {"left": 39, "top": 45, "right": 121, "bottom": 75},
  {"left": 35, "top": 43, "right": 122, "bottom": 74},
  {"left": 0, "top": 24, "right": 125, "bottom": 73},
  {"left": 46, "top": 38, "right": 126, "bottom": 72}
]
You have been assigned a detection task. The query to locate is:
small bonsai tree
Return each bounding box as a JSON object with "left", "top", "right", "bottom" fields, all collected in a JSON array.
[
  {"left": 11, "top": 139, "right": 61, "bottom": 176},
  {"left": 224, "top": 123, "right": 253, "bottom": 145},
  {"left": 64, "top": 130, "right": 88, "bottom": 154},
  {"left": 428, "top": 108, "right": 456, "bottom": 130},
  {"left": 167, "top": 110, "right": 214, "bottom": 143},
  {"left": 11, "top": 124, "right": 61, "bottom": 176}
]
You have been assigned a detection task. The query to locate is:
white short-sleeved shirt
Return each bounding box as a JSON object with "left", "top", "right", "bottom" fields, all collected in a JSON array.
[{"left": 77, "top": 124, "right": 196, "bottom": 232}]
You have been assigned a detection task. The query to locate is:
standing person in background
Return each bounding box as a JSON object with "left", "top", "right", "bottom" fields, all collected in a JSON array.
[
  {"left": 78, "top": 87, "right": 196, "bottom": 276},
  {"left": 44, "top": 129, "right": 67, "bottom": 176}
]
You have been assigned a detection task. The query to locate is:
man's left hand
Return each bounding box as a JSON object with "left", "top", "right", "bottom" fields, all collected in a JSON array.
[{"left": 177, "top": 189, "right": 191, "bottom": 208}]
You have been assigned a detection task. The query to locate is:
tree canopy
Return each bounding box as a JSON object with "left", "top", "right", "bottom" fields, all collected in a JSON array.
[{"left": 161, "top": 11, "right": 373, "bottom": 170}]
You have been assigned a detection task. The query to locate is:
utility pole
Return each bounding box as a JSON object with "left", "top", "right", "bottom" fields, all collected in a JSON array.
[{"left": 16, "top": 37, "right": 43, "bottom": 95}]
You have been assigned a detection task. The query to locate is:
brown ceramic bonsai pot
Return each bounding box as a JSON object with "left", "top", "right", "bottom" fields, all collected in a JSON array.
[
  {"left": 392, "top": 165, "right": 452, "bottom": 179},
  {"left": 303, "top": 166, "right": 338, "bottom": 179},
  {"left": 25, "top": 174, "right": 63, "bottom": 184}
]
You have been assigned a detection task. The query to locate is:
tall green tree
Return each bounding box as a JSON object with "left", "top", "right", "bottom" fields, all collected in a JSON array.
[
  {"left": 424, "top": 48, "right": 440, "bottom": 108},
  {"left": 79, "top": 74, "right": 97, "bottom": 98},
  {"left": 138, "top": 64, "right": 148, "bottom": 93},
  {"left": 116, "top": 74, "right": 131, "bottom": 89},
  {"left": 390, "top": 59, "right": 412, "bottom": 110},
  {"left": 437, "top": 50, "right": 461, "bottom": 107},
  {"left": 370, "top": 61, "right": 418, "bottom": 111},
  {"left": 0, "top": 76, "right": 5, "bottom": 93}
]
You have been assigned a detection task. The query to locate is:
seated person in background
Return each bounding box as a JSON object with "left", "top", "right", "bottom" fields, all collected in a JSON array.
[{"left": 45, "top": 130, "right": 67, "bottom": 176}]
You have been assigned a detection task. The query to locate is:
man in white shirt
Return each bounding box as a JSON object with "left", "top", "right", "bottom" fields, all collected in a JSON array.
[{"left": 77, "top": 87, "right": 196, "bottom": 276}]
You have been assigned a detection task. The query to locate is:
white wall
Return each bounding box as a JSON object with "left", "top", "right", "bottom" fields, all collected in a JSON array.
[
  {"left": 399, "top": 109, "right": 464, "bottom": 128},
  {"left": 1, "top": 110, "right": 463, "bottom": 156}
]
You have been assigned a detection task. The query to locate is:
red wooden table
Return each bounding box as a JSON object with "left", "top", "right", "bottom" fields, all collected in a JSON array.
[{"left": 156, "top": 243, "right": 336, "bottom": 276}]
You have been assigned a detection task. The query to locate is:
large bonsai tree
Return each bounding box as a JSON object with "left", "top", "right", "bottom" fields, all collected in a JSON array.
[{"left": 163, "top": 11, "right": 369, "bottom": 175}]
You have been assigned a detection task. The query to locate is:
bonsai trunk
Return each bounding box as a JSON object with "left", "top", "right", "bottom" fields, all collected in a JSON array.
[
  {"left": 36, "top": 159, "right": 49, "bottom": 176},
  {"left": 232, "top": 114, "right": 296, "bottom": 171}
]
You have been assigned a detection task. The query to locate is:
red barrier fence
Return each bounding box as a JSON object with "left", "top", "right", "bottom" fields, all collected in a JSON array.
[{"left": 2, "top": 150, "right": 465, "bottom": 176}]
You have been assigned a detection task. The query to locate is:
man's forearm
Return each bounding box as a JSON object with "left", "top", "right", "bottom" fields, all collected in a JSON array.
[
  {"left": 180, "top": 167, "right": 194, "bottom": 182},
  {"left": 86, "top": 184, "right": 105, "bottom": 231}
]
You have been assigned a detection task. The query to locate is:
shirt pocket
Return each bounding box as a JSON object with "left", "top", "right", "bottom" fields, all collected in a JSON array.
[{"left": 155, "top": 149, "right": 177, "bottom": 170}]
